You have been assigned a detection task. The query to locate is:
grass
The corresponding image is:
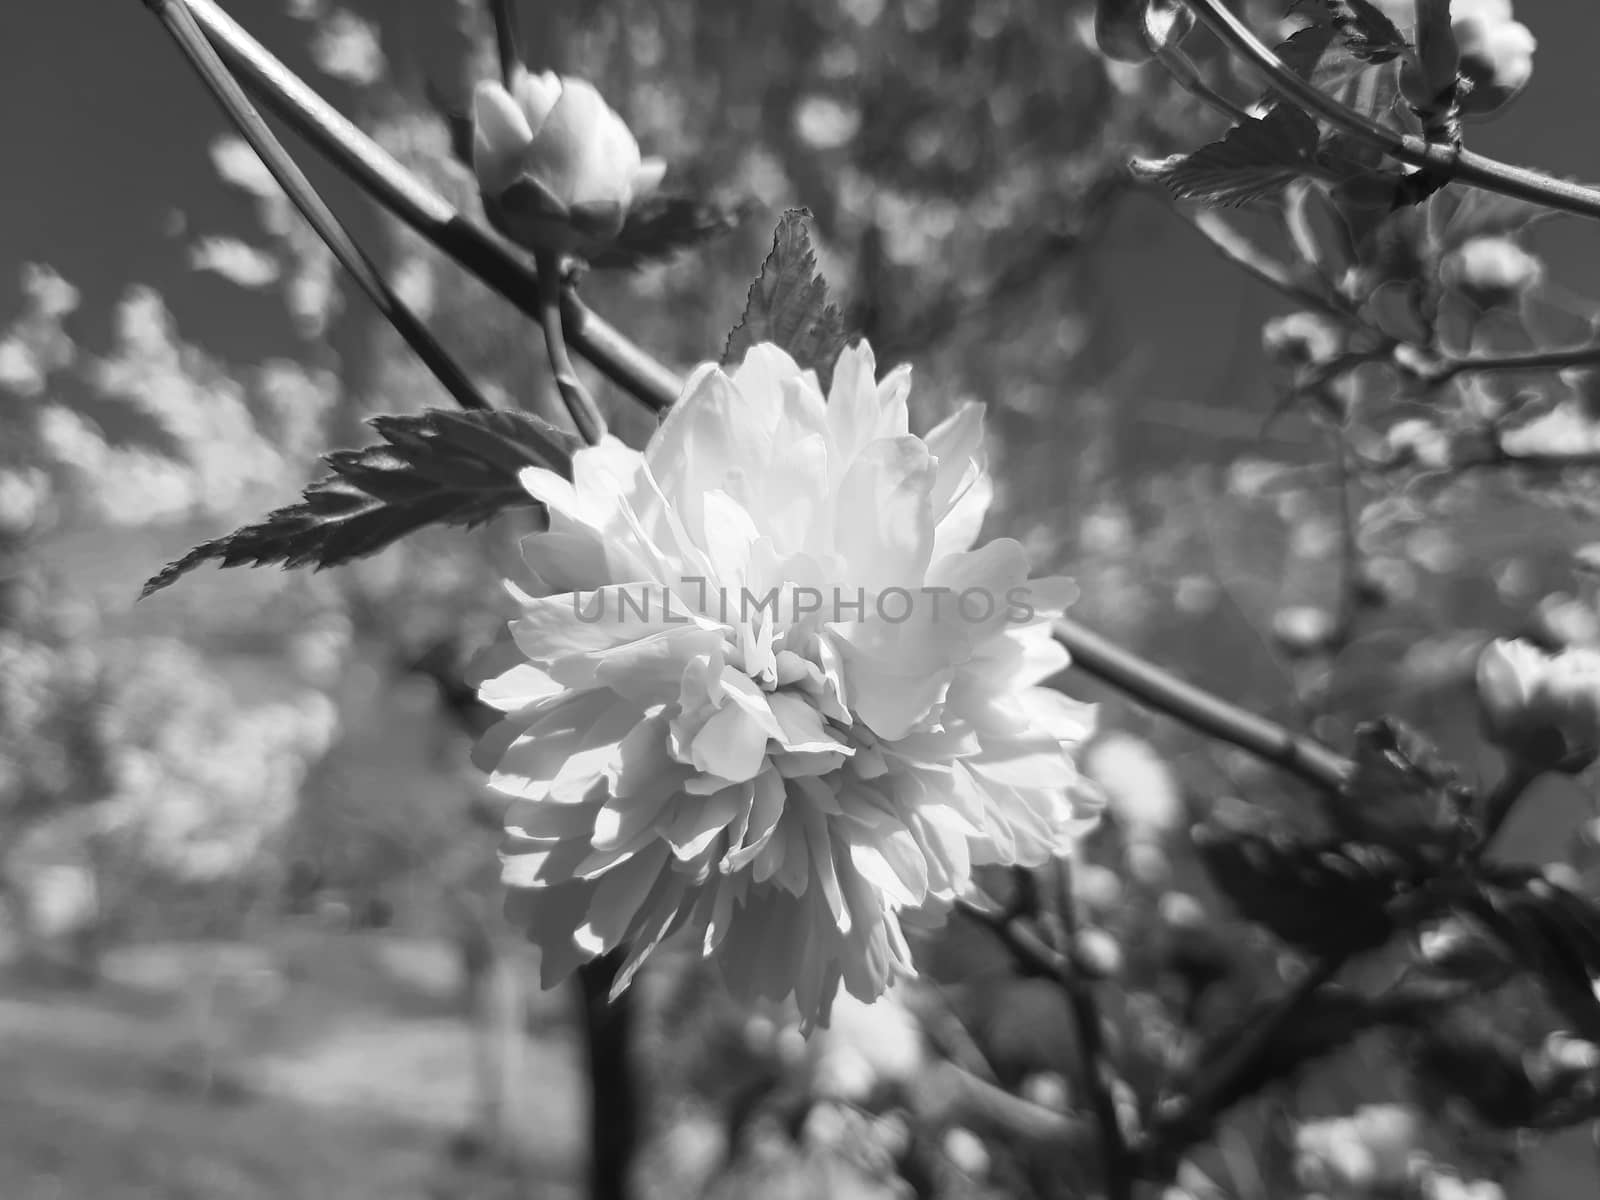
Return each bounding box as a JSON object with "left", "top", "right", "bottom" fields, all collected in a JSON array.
[{"left": 0, "top": 930, "right": 582, "bottom": 1200}]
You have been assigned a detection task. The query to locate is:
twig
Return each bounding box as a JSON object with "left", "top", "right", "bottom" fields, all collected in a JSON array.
[
  {"left": 1182, "top": 208, "right": 1349, "bottom": 321},
  {"left": 1332, "top": 430, "right": 1362, "bottom": 646},
  {"left": 1053, "top": 617, "right": 1354, "bottom": 794},
  {"left": 178, "top": 0, "right": 680, "bottom": 411},
  {"left": 956, "top": 896, "right": 1069, "bottom": 979},
  {"left": 142, "top": 0, "right": 491, "bottom": 413},
  {"left": 918, "top": 1060, "right": 1095, "bottom": 1149},
  {"left": 1181, "top": 0, "right": 1600, "bottom": 224},
  {"left": 1137, "top": 952, "right": 1348, "bottom": 1166},
  {"left": 1153, "top": 41, "right": 1256, "bottom": 126},
  {"left": 1423, "top": 342, "right": 1600, "bottom": 385},
  {"left": 488, "top": 0, "right": 522, "bottom": 87},
  {"left": 536, "top": 251, "right": 607, "bottom": 444},
  {"left": 1050, "top": 859, "right": 1132, "bottom": 1199}
]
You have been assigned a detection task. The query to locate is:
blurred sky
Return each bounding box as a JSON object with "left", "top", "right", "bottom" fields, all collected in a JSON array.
[{"left": 2, "top": 0, "right": 1598, "bottom": 425}]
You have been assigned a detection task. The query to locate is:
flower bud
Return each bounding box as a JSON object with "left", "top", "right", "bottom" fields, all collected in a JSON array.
[
  {"left": 1093, "top": 0, "right": 1193, "bottom": 64},
  {"left": 1262, "top": 311, "right": 1343, "bottom": 368},
  {"left": 1476, "top": 638, "right": 1600, "bottom": 772},
  {"left": 1441, "top": 236, "right": 1543, "bottom": 308},
  {"left": 1453, "top": 2, "right": 1536, "bottom": 120},
  {"left": 472, "top": 68, "right": 666, "bottom": 255}
]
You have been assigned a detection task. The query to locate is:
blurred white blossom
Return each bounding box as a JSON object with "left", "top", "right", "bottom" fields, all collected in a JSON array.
[
  {"left": 189, "top": 236, "right": 282, "bottom": 289},
  {"left": 1084, "top": 732, "right": 1182, "bottom": 838},
  {"left": 309, "top": 10, "right": 386, "bottom": 86}
]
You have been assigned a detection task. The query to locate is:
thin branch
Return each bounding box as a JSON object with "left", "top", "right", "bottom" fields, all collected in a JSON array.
[
  {"left": 488, "top": 0, "right": 522, "bottom": 87},
  {"left": 1137, "top": 952, "right": 1348, "bottom": 1166},
  {"left": 1332, "top": 429, "right": 1362, "bottom": 646},
  {"left": 1181, "top": 208, "right": 1349, "bottom": 321},
  {"left": 1053, "top": 617, "right": 1354, "bottom": 794},
  {"left": 1153, "top": 41, "right": 1256, "bottom": 126},
  {"left": 918, "top": 1059, "right": 1095, "bottom": 1149},
  {"left": 957, "top": 896, "right": 1070, "bottom": 978},
  {"left": 1182, "top": 0, "right": 1600, "bottom": 224},
  {"left": 1423, "top": 342, "right": 1600, "bottom": 385},
  {"left": 179, "top": 0, "right": 680, "bottom": 412},
  {"left": 143, "top": 0, "right": 491, "bottom": 413},
  {"left": 1050, "top": 859, "right": 1131, "bottom": 1199},
  {"left": 1369, "top": 439, "right": 1600, "bottom": 476},
  {"left": 536, "top": 250, "right": 607, "bottom": 444}
]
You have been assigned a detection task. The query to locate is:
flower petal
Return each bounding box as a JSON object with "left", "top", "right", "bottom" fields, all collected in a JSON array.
[{"left": 832, "top": 436, "right": 935, "bottom": 593}]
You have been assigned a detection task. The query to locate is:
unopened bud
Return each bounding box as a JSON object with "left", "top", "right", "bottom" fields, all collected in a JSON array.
[
  {"left": 1453, "top": 3, "right": 1536, "bottom": 120},
  {"left": 1093, "top": 0, "right": 1193, "bottom": 64},
  {"left": 1441, "top": 236, "right": 1543, "bottom": 308},
  {"left": 472, "top": 68, "right": 666, "bottom": 255},
  {"left": 1476, "top": 638, "right": 1600, "bottom": 772}
]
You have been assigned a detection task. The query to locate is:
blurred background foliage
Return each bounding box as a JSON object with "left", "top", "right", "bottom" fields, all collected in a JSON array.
[{"left": 4, "top": 0, "right": 1600, "bottom": 1197}]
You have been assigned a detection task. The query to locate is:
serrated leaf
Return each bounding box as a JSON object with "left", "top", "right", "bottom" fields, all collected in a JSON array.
[
  {"left": 587, "top": 193, "right": 755, "bottom": 271},
  {"left": 722, "top": 209, "right": 849, "bottom": 390},
  {"left": 140, "top": 408, "right": 580, "bottom": 597},
  {"left": 1134, "top": 106, "right": 1321, "bottom": 207},
  {"left": 1271, "top": 23, "right": 1371, "bottom": 95},
  {"left": 1464, "top": 881, "right": 1600, "bottom": 1042},
  {"left": 1302, "top": 0, "right": 1411, "bottom": 64},
  {"left": 1193, "top": 820, "right": 1420, "bottom": 955}
]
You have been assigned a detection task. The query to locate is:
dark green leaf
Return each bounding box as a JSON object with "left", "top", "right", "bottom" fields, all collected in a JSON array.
[
  {"left": 1332, "top": 718, "right": 1474, "bottom": 849},
  {"left": 140, "top": 408, "right": 579, "bottom": 597},
  {"left": 723, "top": 209, "right": 849, "bottom": 389},
  {"left": 1271, "top": 23, "right": 1371, "bottom": 94},
  {"left": 1132, "top": 106, "right": 1321, "bottom": 207},
  {"left": 1303, "top": 0, "right": 1411, "bottom": 63},
  {"left": 1193, "top": 818, "right": 1420, "bottom": 955},
  {"left": 1410, "top": 1012, "right": 1546, "bottom": 1127},
  {"left": 587, "top": 193, "right": 755, "bottom": 271}
]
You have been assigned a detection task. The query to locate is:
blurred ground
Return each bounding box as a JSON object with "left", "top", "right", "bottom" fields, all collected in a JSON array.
[{"left": 0, "top": 931, "right": 581, "bottom": 1200}]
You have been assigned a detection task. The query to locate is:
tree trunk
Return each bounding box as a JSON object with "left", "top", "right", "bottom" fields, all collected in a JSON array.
[{"left": 576, "top": 951, "right": 637, "bottom": 1200}]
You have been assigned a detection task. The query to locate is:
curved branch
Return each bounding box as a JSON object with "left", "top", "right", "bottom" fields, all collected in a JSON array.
[
  {"left": 535, "top": 250, "right": 607, "bottom": 444},
  {"left": 178, "top": 0, "right": 680, "bottom": 412},
  {"left": 146, "top": 0, "right": 491, "bottom": 413},
  {"left": 1054, "top": 618, "right": 1353, "bottom": 794},
  {"left": 1183, "top": 0, "right": 1600, "bottom": 224},
  {"left": 1425, "top": 342, "right": 1600, "bottom": 384}
]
